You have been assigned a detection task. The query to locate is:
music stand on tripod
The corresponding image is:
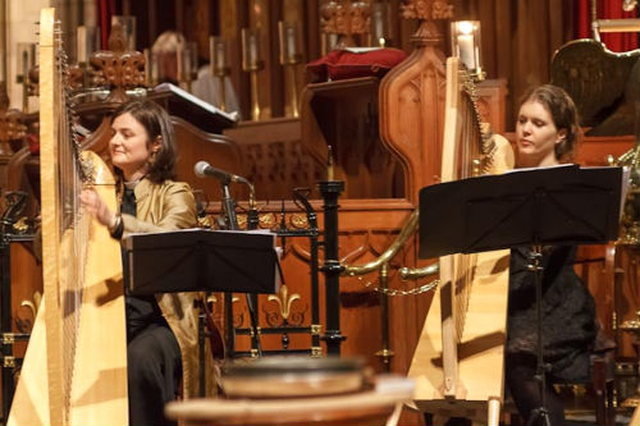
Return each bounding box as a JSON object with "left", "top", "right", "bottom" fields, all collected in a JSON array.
[{"left": 418, "top": 164, "right": 626, "bottom": 426}]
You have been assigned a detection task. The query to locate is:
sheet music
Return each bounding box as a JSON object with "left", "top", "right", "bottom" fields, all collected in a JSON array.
[
  {"left": 154, "top": 82, "right": 240, "bottom": 122},
  {"left": 502, "top": 163, "right": 577, "bottom": 174}
]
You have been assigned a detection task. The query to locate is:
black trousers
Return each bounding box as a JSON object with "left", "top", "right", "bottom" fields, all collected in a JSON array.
[
  {"left": 127, "top": 321, "right": 182, "bottom": 426},
  {"left": 505, "top": 354, "right": 565, "bottom": 426}
]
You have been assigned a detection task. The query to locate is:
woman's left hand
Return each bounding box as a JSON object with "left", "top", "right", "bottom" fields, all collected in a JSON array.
[{"left": 80, "top": 189, "right": 116, "bottom": 229}]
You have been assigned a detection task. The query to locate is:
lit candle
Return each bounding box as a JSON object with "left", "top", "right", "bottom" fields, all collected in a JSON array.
[
  {"left": 373, "top": 12, "right": 384, "bottom": 41},
  {"left": 457, "top": 34, "right": 476, "bottom": 70}
]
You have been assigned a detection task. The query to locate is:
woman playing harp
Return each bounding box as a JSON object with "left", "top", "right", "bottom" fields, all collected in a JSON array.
[
  {"left": 80, "top": 100, "right": 204, "bottom": 426},
  {"left": 506, "top": 84, "right": 598, "bottom": 425},
  {"left": 10, "top": 9, "right": 208, "bottom": 426}
]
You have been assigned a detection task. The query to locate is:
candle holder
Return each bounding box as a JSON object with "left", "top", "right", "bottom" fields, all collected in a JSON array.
[
  {"left": 178, "top": 41, "right": 198, "bottom": 91},
  {"left": 148, "top": 50, "right": 161, "bottom": 87},
  {"left": 111, "top": 15, "right": 136, "bottom": 51},
  {"left": 77, "top": 26, "right": 100, "bottom": 87},
  {"left": 278, "top": 21, "right": 302, "bottom": 118},
  {"left": 450, "top": 20, "right": 484, "bottom": 81},
  {"left": 242, "top": 28, "right": 264, "bottom": 121},
  {"left": 16, "top": 43, "right": 35, "bottom": 113},
  {"left": 209, "top": 36, "right": 230, "bottom": 111},
  {"left": 321, "top": 33, "right": 340, "bottom": 56},
  {"left": 370, "top": 2, "right": 392, "bottom": 47}
]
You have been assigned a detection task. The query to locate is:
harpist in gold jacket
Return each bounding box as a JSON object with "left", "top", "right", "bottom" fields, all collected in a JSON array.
[
  {"left": 81, "top": 100, "right": 215, "bottom": 426},
  {"left": 120, "top": 177, "right": 210, "bottom": 401}
]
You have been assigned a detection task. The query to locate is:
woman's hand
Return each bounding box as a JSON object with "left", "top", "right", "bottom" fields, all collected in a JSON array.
[{"left": 80, "top": 189, "right": 117, "bottom": 229}]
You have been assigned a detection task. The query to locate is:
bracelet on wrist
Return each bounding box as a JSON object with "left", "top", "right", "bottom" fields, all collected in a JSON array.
[{"left": 108, "top": 214, "right": 122, "bottom": 232}]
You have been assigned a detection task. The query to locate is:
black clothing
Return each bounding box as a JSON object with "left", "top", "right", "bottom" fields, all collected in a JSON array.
[
  {"left": 121, "top": 186, "right": 182, "bottom": 426},
  {"left": 121, "top": 187, "right": 165, "bottom": 340},
  {"left": 507, "top": 246, "right": 596, "bottom": 382},
  {"left": 127, "top": 321, "right": 182, "bottom": 426},
  {"left": 506, "top": 246, "right": 597, "bottom": 425},
  {"left": 505, "top": 353, "right": 565, "bottom": 426}
]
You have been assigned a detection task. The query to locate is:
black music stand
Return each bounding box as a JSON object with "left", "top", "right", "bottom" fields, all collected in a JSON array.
[
  {"left": 122, "top": 229, "right": 280, "bottom": 296},
  {"left": 418, "top": 164, "right": 625, "bottom": 426}
]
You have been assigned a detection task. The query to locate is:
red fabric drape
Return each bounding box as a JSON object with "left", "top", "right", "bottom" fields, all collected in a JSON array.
[
  {"left": 98, "top": 0, "right": 118, "bottom": 49},
  {"left": 574, "top": 0, "right": 639, "bottom": 51},
  {"left": 575, "top": 0, "right": 592, "bottom": 39}
]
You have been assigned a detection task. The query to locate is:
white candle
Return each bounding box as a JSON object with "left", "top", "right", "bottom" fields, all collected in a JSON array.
[
  {"left": 249, "top": 34, "right": 258, "bottom": 66},
  {"left": 286, "top": 26, "right": 296, "bottom": 60},
  {"left": 216, "top": 41, "right": 226, "bottom": 70},
  {"left": 457, "top": 34, "right": 476, "bottom": 70},
  {"left": 77, "top": 26, "right": 87, "bottom": 63}
]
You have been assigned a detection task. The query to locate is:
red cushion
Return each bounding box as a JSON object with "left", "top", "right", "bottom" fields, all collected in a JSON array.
[{"left": 307, "top": 48, "right": 407, "bottom": 82}]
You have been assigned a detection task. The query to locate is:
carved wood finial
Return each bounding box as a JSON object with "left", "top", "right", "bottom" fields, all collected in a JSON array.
[
  {"left": 90, "top": 22, "right": 146, "bottom": 102},
  {"left": 321, "top": 1, "right": 371, "bottom": 37},
  {"left": 400, "top": 0, "right": 454, "bottom": 21}
]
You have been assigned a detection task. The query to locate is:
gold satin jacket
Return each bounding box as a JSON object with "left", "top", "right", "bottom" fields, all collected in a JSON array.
[{"left": 120, "top": 178, "right": 211, "bottom": 399}]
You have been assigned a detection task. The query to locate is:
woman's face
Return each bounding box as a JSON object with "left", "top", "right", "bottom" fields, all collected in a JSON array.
[
  {"left": 109, "top": 112, "right": 158, "bottom": 180},
  {"left": 516, "top": 100, "right": 566, "bottom": 168}
]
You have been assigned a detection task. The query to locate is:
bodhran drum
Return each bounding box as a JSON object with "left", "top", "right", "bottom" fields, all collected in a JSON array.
[{"left": 165, "top": 356, "right": 415, "bottom": 426}]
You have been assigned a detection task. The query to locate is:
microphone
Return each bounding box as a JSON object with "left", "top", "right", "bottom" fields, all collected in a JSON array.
[{"left": 194, "top": 161, "right": 249, "bottom": 184}]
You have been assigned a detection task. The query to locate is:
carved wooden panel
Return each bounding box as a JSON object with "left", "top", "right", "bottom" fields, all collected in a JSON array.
[
  {"left": 378, "top": 21, "right": 447, "bottom": 202},
  {"left": 476, "top": 78, "right": 508, "bottom": 134}
]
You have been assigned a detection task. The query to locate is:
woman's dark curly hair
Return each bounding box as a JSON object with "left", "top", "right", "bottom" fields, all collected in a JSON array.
[
  {"left": 111, "top": 100, "right": 177, "bottom": 183},
  {"left": 519, "top": 84, "right": 581, "bottom": 161}
]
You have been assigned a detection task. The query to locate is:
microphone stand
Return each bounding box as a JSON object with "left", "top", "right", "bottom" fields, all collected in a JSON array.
[{"left": 220, "top": 178, "right": 263, "bottom": 358}]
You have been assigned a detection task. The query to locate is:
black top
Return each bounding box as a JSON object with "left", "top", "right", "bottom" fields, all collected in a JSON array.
[
  {"left": 507, "top": 245, "right": 597, "bottom": 383},
  {"left": 121, "top": 187, "right": 164, "bottom": 341}
]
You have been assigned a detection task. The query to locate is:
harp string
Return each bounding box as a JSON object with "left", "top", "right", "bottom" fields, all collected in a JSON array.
[
  {"left": 453, "top": 69, "right": 484, "bottom": 343},
  {"left": 54, "top": 22, "right": 89, "bottom": 420}
]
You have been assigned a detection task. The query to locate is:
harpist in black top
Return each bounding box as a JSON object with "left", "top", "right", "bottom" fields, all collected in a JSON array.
[{"left": 506, "top": 84, "right": 599, "bottom": 425}]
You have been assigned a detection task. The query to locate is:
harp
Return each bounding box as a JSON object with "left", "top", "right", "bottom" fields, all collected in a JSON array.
[
  {"left": 8, "top": 8, "right": 128, "bottom": 426},
  {"left": 407, "top": 57, "right": 514, "bottom": 425}
]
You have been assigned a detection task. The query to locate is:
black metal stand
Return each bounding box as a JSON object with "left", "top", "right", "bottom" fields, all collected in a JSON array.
[
  {"left": 526, "top": 244, "right": 551, "bottom": 426},
  {"left": 0, "top": 234, "right": 33, "bottom": 423},
  {"left": 318, "top": 180, "right": 345, "bottom": 355},
  {"left": 0, "top": 233, "right": 12, "bottom": 422},
  {"left": 0, "top": 192, "right": 33, "bottom": 422},
  {"left": 220, "top": 181, "right": 263, "bottom": 358}
]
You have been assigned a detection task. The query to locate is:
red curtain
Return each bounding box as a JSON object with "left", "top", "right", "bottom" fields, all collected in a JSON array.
[
  {"left": 97, "top": 0, "right": 117, "bottom": 49},
  {"left": 574, "top": 0, "right": 639, "bottom": 51}
]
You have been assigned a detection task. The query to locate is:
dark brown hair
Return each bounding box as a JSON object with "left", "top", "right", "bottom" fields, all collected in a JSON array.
[
  {"left": 111, "top": 100, "right": 177, "bottom": 183},
  {"left": 519, "top": 84, "right": 581, "bottom": 161}
]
